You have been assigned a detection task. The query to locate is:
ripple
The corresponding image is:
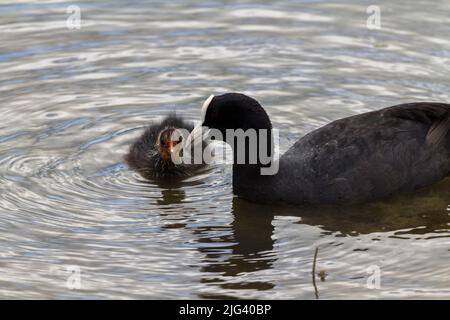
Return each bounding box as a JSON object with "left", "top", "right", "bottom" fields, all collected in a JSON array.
[{"left": 0, "top": 0, "right": 449, "bottom": 299}]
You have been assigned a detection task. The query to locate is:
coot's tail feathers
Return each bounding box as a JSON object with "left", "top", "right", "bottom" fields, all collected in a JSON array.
[
  {"left": 427, "top": 116, "right": 450, "bottom": 146},
  {"left": 384, "top": 103, "right": 450, "bottom": 146}
]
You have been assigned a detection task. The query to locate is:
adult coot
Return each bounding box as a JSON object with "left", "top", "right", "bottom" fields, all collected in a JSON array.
[
  {"left": 126, "top": 114, "right": 205, "bottom": 179},
  {"left": 186, "top": 93, "right": 450, "bottom": 205}
]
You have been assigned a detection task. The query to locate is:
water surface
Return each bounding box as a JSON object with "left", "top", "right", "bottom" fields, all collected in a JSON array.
[{"left": 0, "top": 0, "right": 449, "bottom": 299}]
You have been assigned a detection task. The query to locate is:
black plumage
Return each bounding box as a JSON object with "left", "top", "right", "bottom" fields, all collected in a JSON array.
[
  {"left": 198, "top": 93, "right": 450, "bottom": 205},
  {"left": 125, "top": 114, "right": 205, "bottom": 179}
]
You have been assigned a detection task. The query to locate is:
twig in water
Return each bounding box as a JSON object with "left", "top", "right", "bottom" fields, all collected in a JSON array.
[{"left": 312, "top": 247, "right": 319, "bottom": 299}]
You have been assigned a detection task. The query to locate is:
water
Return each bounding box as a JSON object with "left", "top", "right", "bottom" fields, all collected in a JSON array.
[{"left": 0, "top": 0, "right": 449, "bottom": 299}]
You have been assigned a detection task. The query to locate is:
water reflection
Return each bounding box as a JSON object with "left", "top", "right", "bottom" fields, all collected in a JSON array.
[
  {"left": 155, "top": 180, "right": 186, "bottom": 206},
  {"left": 158, "top": 178, "right": 450, "bottom": 298},
  {"left": 153, "top": 180, "right": 277, "bottom": 297},
  {"left": 2, "top": 0, "right": 450, "bottom": 299},
  {"left": 231, "top": 178, "right": 450, "bottom": 237},
  {"left": 152, "top": 176, "right": 450, "bottom": 299},
  {"left": 199, "top": 199, "right": 276, "bottom": 294}
]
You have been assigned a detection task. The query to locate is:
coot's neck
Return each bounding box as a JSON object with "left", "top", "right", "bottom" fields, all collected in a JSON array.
[
  {"left": 228, "top": 113, "right": 278, "bottom": 200},
  {"left": 233, "top": 163, "right": 274, "bottom": 199},
  {"left": 203, "top": 93, "right": 280, "bottom": 201}
]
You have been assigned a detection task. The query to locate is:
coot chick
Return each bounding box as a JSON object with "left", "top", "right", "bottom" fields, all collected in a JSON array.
[
  {"left": 126, "top": 114, "right": 205, "bottom": 179},
  {"left": 187, "top": 93, "right": 450, "bottom": 205}
]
